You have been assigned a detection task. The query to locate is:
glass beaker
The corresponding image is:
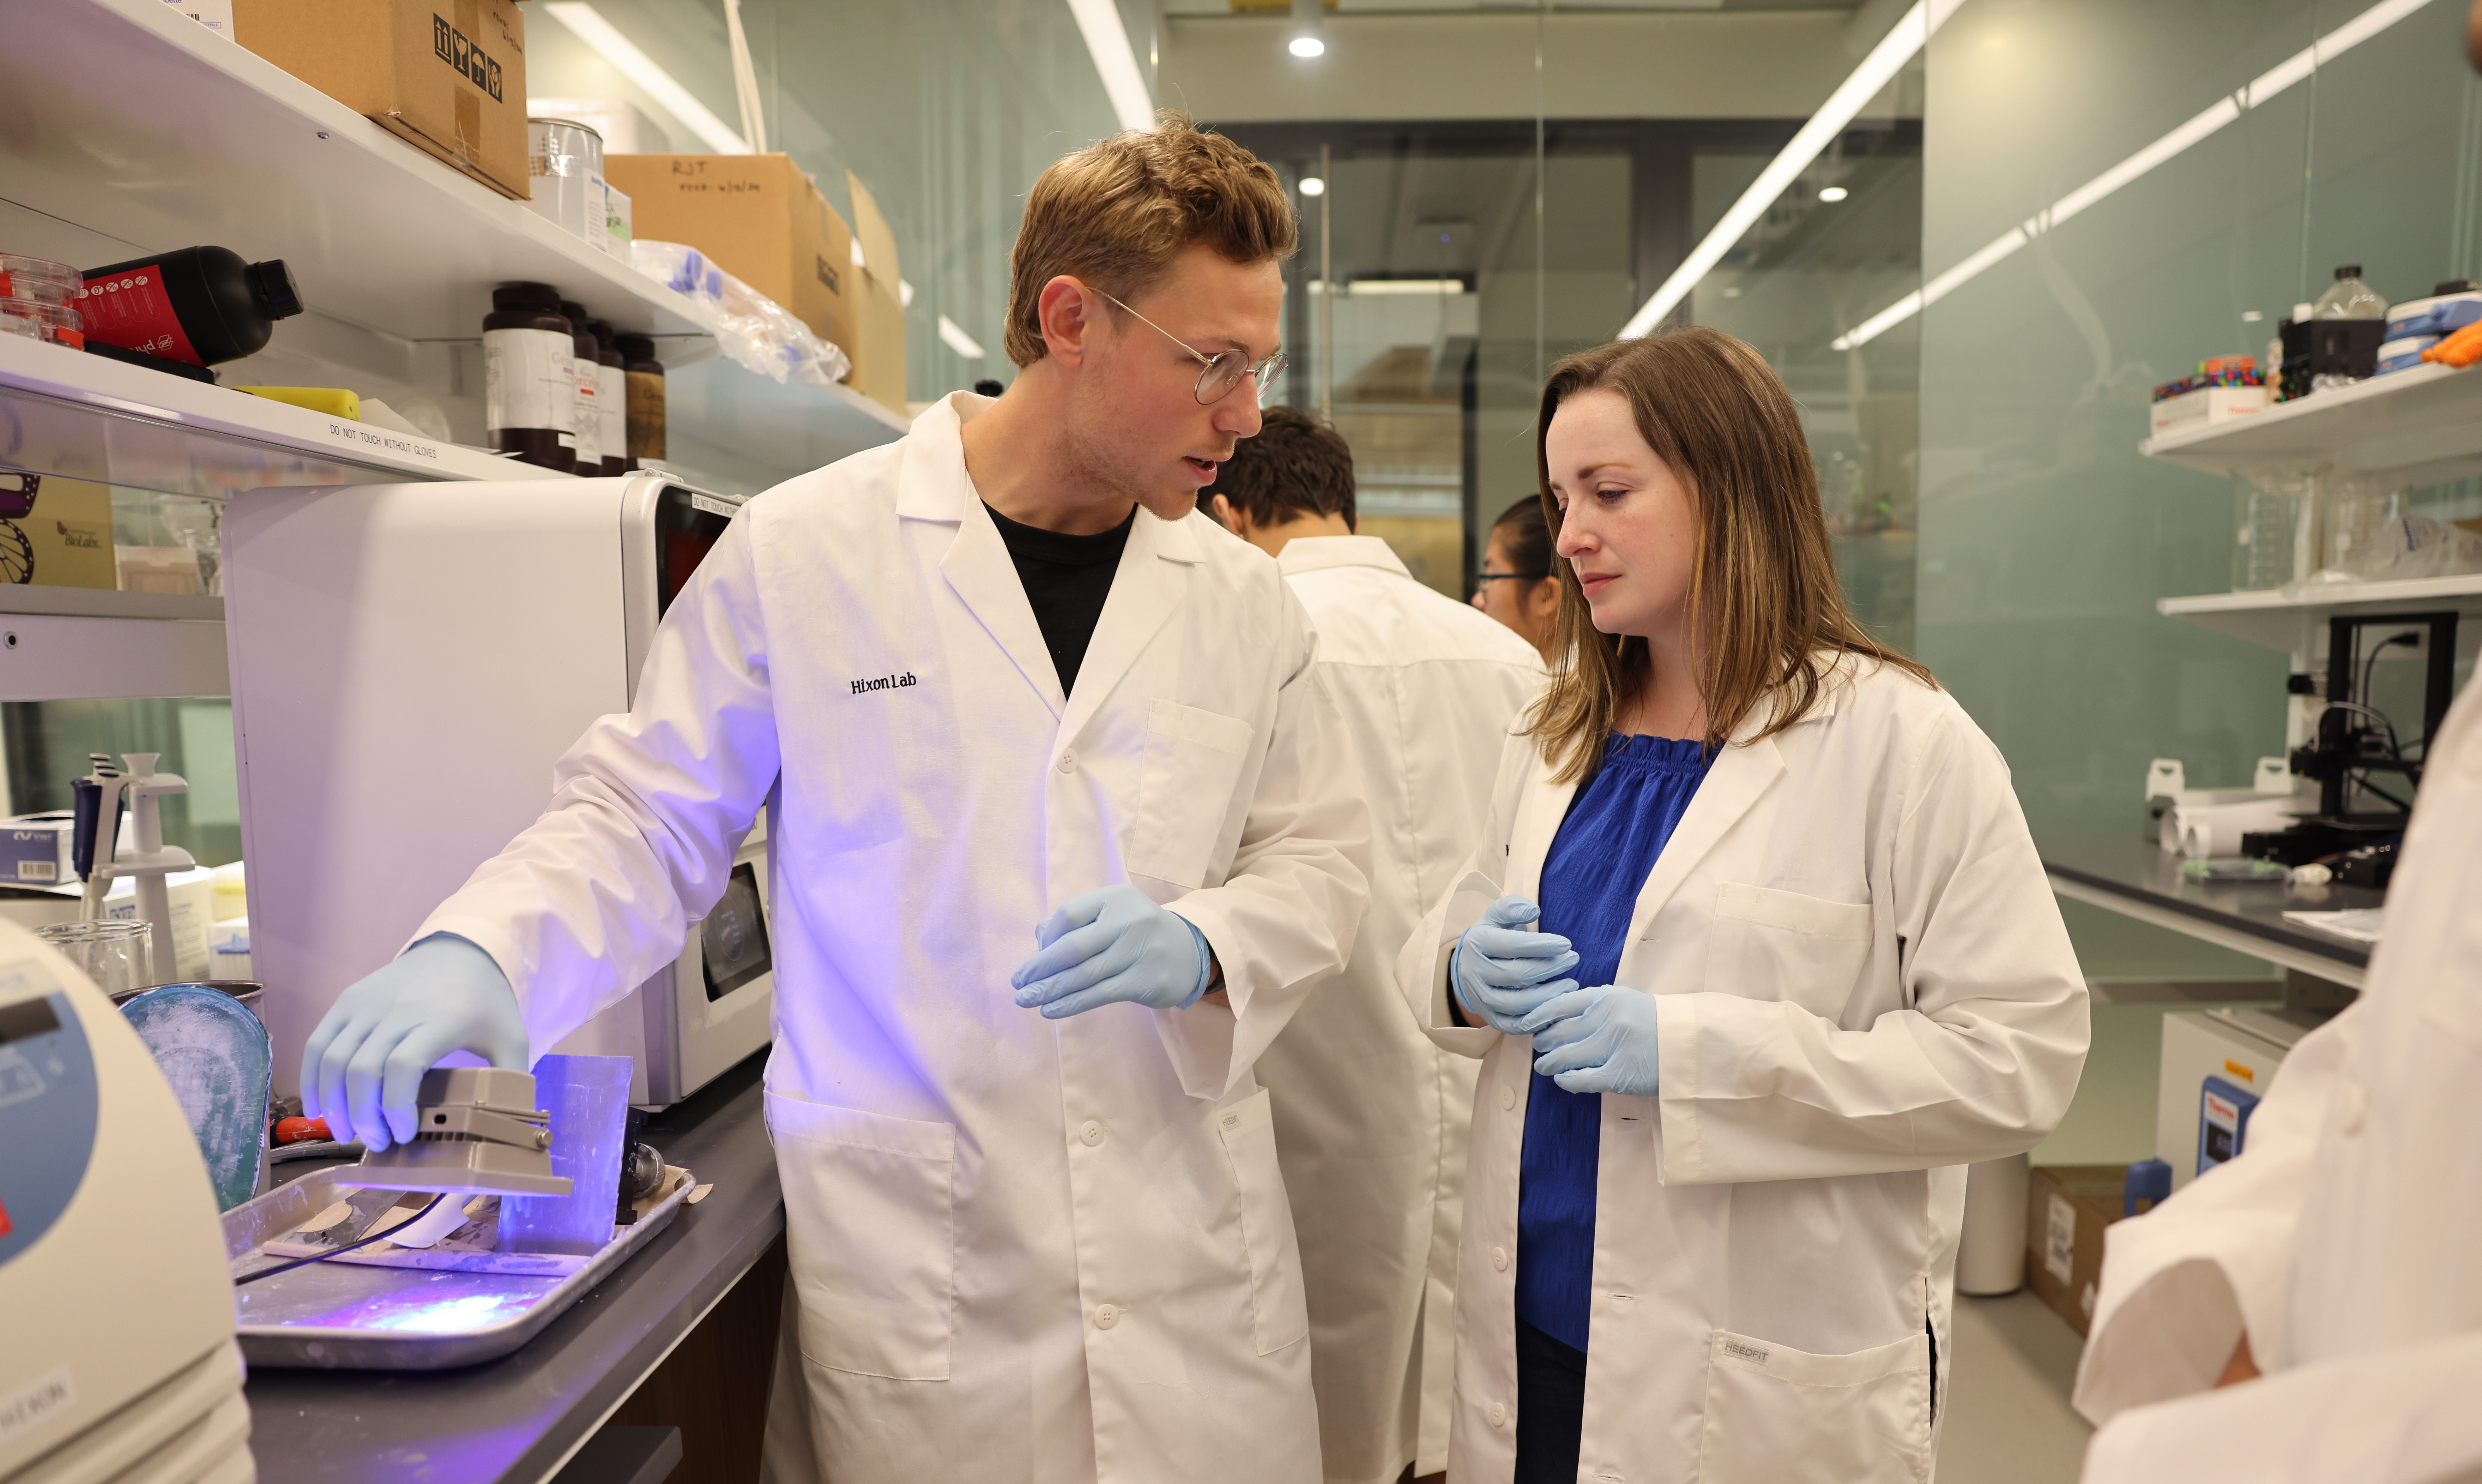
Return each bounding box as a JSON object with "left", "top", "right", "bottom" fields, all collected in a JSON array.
[
  {"left": 2232, "top": 474, "right": 2302, "bottom": 592},
  {"left": 36, "top": 919, "right": 155, "bottom": 999}
]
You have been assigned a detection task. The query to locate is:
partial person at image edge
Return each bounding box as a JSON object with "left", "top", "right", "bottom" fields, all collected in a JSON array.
[
  {"left": 1206, "top": 406, "right": 1546, "bottom": 1484},
  {"left": 2069, "top": 675, "right": 2482, "bottom": 1484},
  {"left": 1398, "top": 327, "right": 2091, "bottom": 1484}
]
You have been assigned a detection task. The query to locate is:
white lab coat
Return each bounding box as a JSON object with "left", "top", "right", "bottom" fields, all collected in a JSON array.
[
  {"left": 420, "top": 393, "right": 1373, "bottom": 1484},
  {"left": 2073, "top": 680, "right": 2482, "bottom": 1484},
  {"left": 1396, "top": 656, "right": 2089, "bottom": 1484},
  {"left": 1259, "top": 536, "right": 1545, "bottom": 1484}
]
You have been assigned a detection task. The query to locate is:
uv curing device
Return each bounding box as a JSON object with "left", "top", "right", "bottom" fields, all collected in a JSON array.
[{"left": 223, "top": 475, "right": 775, "bottom": 1108}]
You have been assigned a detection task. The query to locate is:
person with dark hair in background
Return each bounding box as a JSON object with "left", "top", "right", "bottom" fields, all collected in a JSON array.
[
  {"left": 1207, "top": 405, "right": 1544, "bottom": 1484},
  {"left": 1473, "top": 497, "right": 1562, "bottom": 667}
]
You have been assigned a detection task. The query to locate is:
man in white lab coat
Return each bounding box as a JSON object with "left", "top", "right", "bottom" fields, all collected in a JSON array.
[
  {"left": 2071, "top": 677, "right": 2482, "bottom": 1484},
  {"left": 298, "top": 117, "right": 1372, "bottom": 1484},
  {"left": 1208, "top": 408, "right": 1545, "bottom": 1484}
]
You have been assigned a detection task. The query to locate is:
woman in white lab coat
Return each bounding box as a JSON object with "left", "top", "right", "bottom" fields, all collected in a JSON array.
[{"left": 1398, "top": 327, "right": 2090, "bottom": 1484}]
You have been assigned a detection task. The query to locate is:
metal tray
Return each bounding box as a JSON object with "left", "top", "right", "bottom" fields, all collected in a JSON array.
[{"left": 223, "top": 1163, "right": 694, "bottom": 1369}]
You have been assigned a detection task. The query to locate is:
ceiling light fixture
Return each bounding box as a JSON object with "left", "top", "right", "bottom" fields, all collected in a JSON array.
[
  {"left": 540, "top": 3, "right": 749, "bottom": 154},
  {"left": 1818, "top": 186, "right": 1850, "bottom": 202},
  {"left": 1618, "top": 0, "right": 1960, "bottom": 339},
  {"left": 1299, "top": 176, "right": 1326, "bottom": 196},
  {"left": 1064, "top": 0, "right": 1156, "bottom": 133},
  {"left": 1831, "top": 0, "right": 2435, "bottom": 350},
  {"left": 1289, "top": 0, "right": 1327, "bottom": 60}
]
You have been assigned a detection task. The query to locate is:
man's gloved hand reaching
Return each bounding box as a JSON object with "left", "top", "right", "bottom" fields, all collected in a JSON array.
[
  {"left": 1012, "top": 884, "right": 1214, "bottom": 1018},
  {"left": 300, "top": 933, "right": 528, "bottom": 1152},
  {"left": 1451, "top": 895, "right": 1580, "bottom": 1035}
]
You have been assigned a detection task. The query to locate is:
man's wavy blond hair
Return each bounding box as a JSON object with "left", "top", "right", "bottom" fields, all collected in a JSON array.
[{"left": 1004, "top": 112, "right": 1297, "bottom": 367}]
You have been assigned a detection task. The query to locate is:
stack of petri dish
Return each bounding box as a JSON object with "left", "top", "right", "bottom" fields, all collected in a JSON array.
[{"left": 0, "top": 254, "right": 85, "bottom": 348}]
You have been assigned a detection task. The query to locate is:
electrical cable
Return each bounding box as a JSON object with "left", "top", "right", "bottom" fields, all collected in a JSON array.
[{"left": 232, "top": 1191, "right": 449, "bottom": 1286}]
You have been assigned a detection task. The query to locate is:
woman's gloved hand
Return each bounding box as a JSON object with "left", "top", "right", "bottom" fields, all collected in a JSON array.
[
  {"left": 1451, "top": 895, "right": 1580, "bottom": 1035},
  {"left": 1528, "top": 982, "right": 1662, "bottom": 1095},
  {"left": 300, "top": 933, "right": 529, "bottom": 1152},
  {"left": 1013, "top": 885, "right": 1213, "bottom": 1018}
]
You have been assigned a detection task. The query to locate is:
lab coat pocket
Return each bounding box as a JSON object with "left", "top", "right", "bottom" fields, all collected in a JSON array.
[
  {"left": 1706, "top": 883, "right": 1875, "bottom": 1018},
  {"left": 765, "top": 1090, "right": 957, "bottom": 1381},
  {"left": 1697, "top": 1328, "right": 1931, "bottom": 1484},
  {"left": 1127, "top": 699, "right": 1257, "bottom": 888},
  {"left": 1213, "top": 1086, "right": 1310, "bottom": 1355}
]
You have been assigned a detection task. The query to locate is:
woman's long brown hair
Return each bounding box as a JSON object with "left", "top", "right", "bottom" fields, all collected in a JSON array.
[{"left": 1525, "top": 327, "right": 1934, "bottom": 783}]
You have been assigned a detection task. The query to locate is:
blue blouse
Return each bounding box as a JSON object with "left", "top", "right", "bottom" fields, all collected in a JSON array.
[{"left": 1515, "top": 733, "right": 1712, "bottom": 1353}]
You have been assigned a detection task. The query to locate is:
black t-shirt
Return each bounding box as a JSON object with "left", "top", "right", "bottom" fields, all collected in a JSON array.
[{"left": 985, "top": 501, "right": 1134, "bottom": 696}]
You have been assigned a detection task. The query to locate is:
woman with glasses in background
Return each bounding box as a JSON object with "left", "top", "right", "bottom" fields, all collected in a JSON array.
[{"left": 1473, "top": 496, "right": 1563, "bottom": 667}]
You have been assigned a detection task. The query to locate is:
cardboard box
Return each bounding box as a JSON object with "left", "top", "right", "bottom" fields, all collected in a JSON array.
[
  {"left": 235, "top": 0, "right": 530, "bottom": 200},
  {"left": 103, "top": 868, "right": 218, "bottom": 982},
  {"left": 843, "top": 171, "right": 908, "bottom": 412},
  {"left": 19, "top": 477, "right": 117, "bottom": 591},
  {"left": 605, "top": 154, "right": 853, "bottom": 347},
  {"left": 2026, "top": 1165, "right": 2126, "bottom": 1336}
]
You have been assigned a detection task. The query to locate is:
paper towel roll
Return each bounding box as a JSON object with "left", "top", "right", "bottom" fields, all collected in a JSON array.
[{"left": 1957, "top": 1152, "right": 2031, "bottom": 1296}]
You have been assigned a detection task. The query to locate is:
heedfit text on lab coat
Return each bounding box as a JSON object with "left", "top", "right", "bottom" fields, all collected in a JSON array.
[
  {"left": 1400, "top": 656, "right": 2089, "bottom": 1484},
  {"left": 1259, "top": 534, "right": 1544, "bottom": 1484},
  {"left": 417, "top": 393, "right": 1373, "bottom": 1484}
]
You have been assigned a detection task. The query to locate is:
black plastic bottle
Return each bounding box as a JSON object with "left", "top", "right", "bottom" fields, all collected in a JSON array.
[
  {"left": 585, "top": 319, "right": 628, "bottom": 477},
  {"left": 78, "top": 246, "right": 301, "bottom": 367},
  {"left": 484, "top": 282, "right": 576, "bottom": 472},
  {"left": 558, "top": 299, "right": 604, "bottom": 477},
  {"left": 616, "top": 333, "right": 666, "bottom": 470}
]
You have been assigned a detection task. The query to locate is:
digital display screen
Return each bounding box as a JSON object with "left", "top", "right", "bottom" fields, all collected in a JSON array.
[
  {"left": 0, "top": 996, "right": 60, "bottom": 1046},
  {"left": 701, "top": 861, "right": 770, "bottom": 1002}
]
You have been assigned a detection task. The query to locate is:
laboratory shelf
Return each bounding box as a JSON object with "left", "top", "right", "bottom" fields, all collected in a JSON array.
[
  {"left": 0, "top": 333, "right": 525, "bottom": 497},
  {"left": 663, "top": 356, "right": 913, "bottom": 498},
  {"left": 0, "top": 0, "right": 911, "bottom": 495},
  {"left": 2157, "top": 571, "right": 2482, "bottom": 651},
  {"left": 2139, "top": 361, "right": 2482, "bottom": 485},
  {"left": 0, "top": 585, "right": 221, "bottom": 622},
  {"left": 0, "top": 0, "right": 711, "bottom": 345}
]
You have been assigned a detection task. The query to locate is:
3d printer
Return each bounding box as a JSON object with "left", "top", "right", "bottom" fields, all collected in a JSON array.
[{"left": 2243, "top": 610, "right": 2461, "bottom": 887}]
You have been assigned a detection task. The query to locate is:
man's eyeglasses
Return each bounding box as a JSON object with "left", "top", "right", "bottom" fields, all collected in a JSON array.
[
  {"left": 1475, "top": 570, "right": 1550, "bottom": 583},
  {"left": 1096, "top": 289, "right": 1289, "bottom": 406}
]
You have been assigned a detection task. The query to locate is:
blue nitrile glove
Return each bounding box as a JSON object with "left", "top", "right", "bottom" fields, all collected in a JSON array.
[
  {"left": 302, "top": 933, "right": 528, "bottom": 1153},
  {"left": 1451, "top": 895, "right": 1580, "bottom": 1035},
  {"left": 1013, "top": 885, "right": 1213, "bottom": 1018},
  {"left": 1528, "top": 982, "right": 1663, "bottom": 1096}
]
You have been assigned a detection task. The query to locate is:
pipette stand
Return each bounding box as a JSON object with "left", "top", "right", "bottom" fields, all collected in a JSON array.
[{"left": 109, "top": 752, "right": 195, "bottom": 986}]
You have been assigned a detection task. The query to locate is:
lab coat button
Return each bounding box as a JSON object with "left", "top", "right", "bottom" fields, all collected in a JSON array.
[
  {"left": 1079, "top": 1120, "right": 1105, "bottom": 1146},
  {"left": 1488, "top": 1402, "right": 1507, "bottom": 1428},
  {"left": 1095, "top": 1304, "right": 1120, "bottom": 1329},
  {"left": 1490, "top": 1246, "right": 1509, "bottom": 1271},
  {"left": 1499, "top": 1085, "right": 1516, "bottom": 1110},
  {"left": 1056, "top": 749, "right": 1078, "bottom": 775}
]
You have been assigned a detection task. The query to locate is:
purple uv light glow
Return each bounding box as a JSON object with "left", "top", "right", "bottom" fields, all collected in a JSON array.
[{"left": 279, "top": 1275, "right": 552, "bottom": 1334}]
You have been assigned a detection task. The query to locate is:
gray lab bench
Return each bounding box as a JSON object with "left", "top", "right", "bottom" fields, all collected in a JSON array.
[
  {"left": 2041, "top": 835, "right": 2379, "bottom": 993},
  {"left": 243, "top": 1050, "right": 784, "bottom": 1484}
]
